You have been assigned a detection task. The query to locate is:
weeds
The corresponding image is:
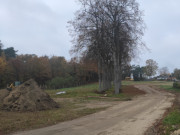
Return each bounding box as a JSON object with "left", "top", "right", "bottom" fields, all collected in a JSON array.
[{"left": 163, "top": 110, "right": 180, "bottom": 134}]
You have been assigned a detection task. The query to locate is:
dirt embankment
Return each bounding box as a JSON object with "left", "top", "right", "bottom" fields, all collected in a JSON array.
[
  {"left": 0, "top": 89, "right": 9, "bottom": 103},
  {"left": 13, "top": 85, "right": 175, "bottom": 135}
]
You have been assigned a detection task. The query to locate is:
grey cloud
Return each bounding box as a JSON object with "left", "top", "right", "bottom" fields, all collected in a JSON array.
[
  {"left": 136, "top": 0, "right": 180, "bottom": 72},
  {"left": 0, "top": 0, "right": 180, "bottom": 72},
  {"left": 0, "top": 0, "right": 79, "bottom": 59}
]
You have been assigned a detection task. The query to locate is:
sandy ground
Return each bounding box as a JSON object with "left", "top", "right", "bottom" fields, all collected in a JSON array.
[{"left": 12, "top": 85, "right": 175, "bottom": 135}]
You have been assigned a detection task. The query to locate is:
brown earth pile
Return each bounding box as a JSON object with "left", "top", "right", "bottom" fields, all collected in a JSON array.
[
  {"left": 0, "top": 89, "right": 9, "bottom": 103},
  {"left": 2, "top": 79, "right": 59, "bottom": 111}
]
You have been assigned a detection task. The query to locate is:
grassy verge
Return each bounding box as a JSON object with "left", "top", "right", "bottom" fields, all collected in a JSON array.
[
  {"left": 157, "top": 82, "right": 180, "bottom": 134},
  {"left": 160, "top": 85, "right": 180, "bottom": 92},
  {"left": 46, "top": 83, "right": 100, "bottom": 98},
  {"left": 163, "top": 110, "right": 180, "bottom": 134},
  {"left": 46, "top": 83, "right": 134, "bottom": 101}
]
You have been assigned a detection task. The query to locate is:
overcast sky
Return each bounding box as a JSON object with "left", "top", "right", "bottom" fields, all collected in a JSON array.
[{"left": 0, "top": 0, "right": 180, "bottom": 72}]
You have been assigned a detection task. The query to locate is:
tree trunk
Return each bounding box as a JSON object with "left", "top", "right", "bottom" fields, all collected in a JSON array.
[
  {"left": 106, "top": 67, "right": 112, "bottom": 89},
  {"left": 113, "top": 52, "right": 122, "bottom": 94},
  {"left": 102, "top": 71, "right": 111, "bottom": 91},
  {"left": 98, "top": 60, "right": 112, "bottom": 93},
  {"left": 98, "top": 60, "right": 103, "bottom": 93}
]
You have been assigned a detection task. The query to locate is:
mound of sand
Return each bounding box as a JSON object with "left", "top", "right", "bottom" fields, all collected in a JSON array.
[
  {"left": 2, "top": 79, "right": 59, "bottom": 112},
  {"left": 0, "top": 89, "right": 9, "bottom": 103}
]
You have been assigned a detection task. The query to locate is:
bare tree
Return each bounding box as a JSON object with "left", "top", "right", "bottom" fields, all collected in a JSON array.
[
  {"left": 69, "top": 0, "right": 145, "bottom": 94},
  {"left": 173, "top": 68, "right": 180, "bottom": 80},
  {"left": 159, "top": 67, "right": 169, "bottom": 76},
  {"left": 101, "top": 0, "right": 145, "bottom": 94},
  {"left": 144, "top": 59, "right": 158, "bottom": 78},
  {"left": 69, "top": 0, "right": 114, "bottom": 92}
]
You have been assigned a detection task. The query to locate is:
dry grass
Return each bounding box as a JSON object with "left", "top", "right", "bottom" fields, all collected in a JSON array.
[
  {"left": 122, "top": 80, "right": 173, "bottom": 86},
  {"left": 0, "top": 100, "right": 106, "bottom": 135}
]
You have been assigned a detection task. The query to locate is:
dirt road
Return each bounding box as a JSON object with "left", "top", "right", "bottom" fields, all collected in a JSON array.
[{"left": 13, "top": 85, "right": 175, "bottom": 135}]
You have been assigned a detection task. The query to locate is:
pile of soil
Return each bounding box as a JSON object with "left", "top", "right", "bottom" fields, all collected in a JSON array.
[
  {"left": 0, "top": 89, "right": 9, "bottom": 103},
  {"left": 2, "top": 79, "right": 59, "bottom": 112},
  {"left": 122, "top": 85, "right": 146, "bottom": 96}
]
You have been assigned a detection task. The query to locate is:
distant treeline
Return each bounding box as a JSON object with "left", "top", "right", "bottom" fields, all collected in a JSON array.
[{"left": 0, "top": 43, "right": 98, "bottom": 89}]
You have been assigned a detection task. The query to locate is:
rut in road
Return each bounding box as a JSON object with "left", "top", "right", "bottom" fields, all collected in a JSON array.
[{"left": 13, "top": 85, "right": 175, "bottom": 135}]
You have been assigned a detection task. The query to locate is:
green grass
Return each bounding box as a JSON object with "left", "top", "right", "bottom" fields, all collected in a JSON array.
[
  {"left": 164, "top": 110, "right": 180, "bottom": 125},
  {"left": 160, "top": 85, "right": 180, "bottom": 92},
  {"left": 46, "top": 81, "right": 175, "bottom": 101},
  {"left": 46, "top": 83, "right": 130, "bottom": 101},
  {"left": 46, "top": 83, "right": 99, "bottom": 98},
  {"left": 163, "top": 110, "right": 180, "bottom": 134}
]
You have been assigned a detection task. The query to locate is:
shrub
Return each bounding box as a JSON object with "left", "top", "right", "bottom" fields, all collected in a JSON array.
[
  {"left": 47, "top": 76, "right": 76, "bottom": 89},
  {"left": 173, "top": 82, "right": 180, "bottom": 89}
]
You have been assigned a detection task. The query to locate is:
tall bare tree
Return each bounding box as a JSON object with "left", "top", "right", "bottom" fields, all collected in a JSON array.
[
  {"left": 69, "top": 0, "right": 145, "bottom": 94},
  {"left": 144, "top": 59, "right": 158, "bottom": 78},
  {"left": 102, "top": 0, "right": 145, "bottom": 94},
  {"left": 173, "top": 68, "right": 180, "bottom": 80},
  {"left": 159, "top": 67, "right": 169, "bottom": 76}
]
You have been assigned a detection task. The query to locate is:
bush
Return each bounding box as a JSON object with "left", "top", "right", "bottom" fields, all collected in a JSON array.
[
  {"left": 173, "top": 82, "right": 180, "bottom": 89},
  {"left": 47, "top": 76, "right": 76, "bottom": 89}
]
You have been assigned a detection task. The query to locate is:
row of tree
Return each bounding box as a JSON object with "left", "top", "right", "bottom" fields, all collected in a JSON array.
[
  {"left": 124, "top": 60, "right": 180, "bottom": 81},
  {"left": 1, "top": 40, "right": 179, "bottom": 90},
  {"left": 0, "top": 42, "right": 98, "bottom": 89},
  {"left": 122, "top": 59, "right": 159, "bottom": 81}
]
